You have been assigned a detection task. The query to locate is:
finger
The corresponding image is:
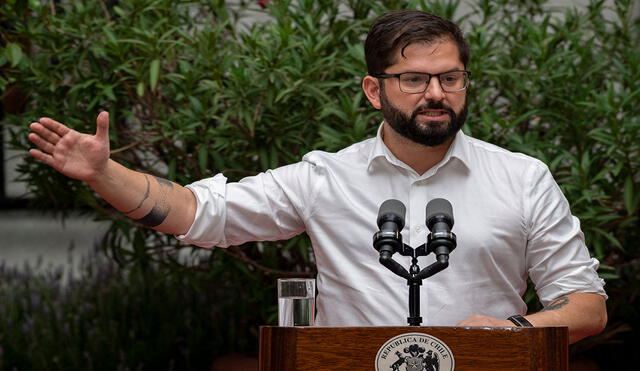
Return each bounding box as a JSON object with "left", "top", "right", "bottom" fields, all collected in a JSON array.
[
  {"left": 38, "top": 117, "right": 71, "bottom": 137},
  {"left": 95, "top": 111, "right": 110, "bottom": 142},
  {"left": 456, "top": 315, "right": 482, "bottom": 326},
  {"left": 29, "top": 148, "right": 55, "bottom": 167},
  {"left": 29, "top": 122, "right": 61, "bottom": 145},
  {"left": 28, "top": 133, "right": 57, "bottom": 154}
]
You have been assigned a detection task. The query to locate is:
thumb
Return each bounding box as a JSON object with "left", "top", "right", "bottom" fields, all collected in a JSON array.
[{"left": 95, "top": 111, "right": 110, "bottom": 142}]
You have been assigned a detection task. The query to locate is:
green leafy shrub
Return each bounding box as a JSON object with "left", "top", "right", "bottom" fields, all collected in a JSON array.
[
  {"left": 1, "top": 0, "right": 638, "bottom": 368},
  {"left": 0, "top": 249, "right": 271, "bottom": 370}
]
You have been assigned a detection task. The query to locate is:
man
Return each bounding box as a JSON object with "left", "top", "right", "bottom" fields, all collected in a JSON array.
[{"left": 27, "top": 10, "right": 606, "bottom": 343}]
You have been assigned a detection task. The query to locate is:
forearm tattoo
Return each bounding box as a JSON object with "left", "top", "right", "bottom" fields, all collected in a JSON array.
[
  {"left": 131, "top": 175, "right": 173, "bottom": 228},
  {"left": 123, "top": 175, "right": 151, "bottom": 214},
  {"left": 541, "top": 295, "right": 570, "bottom": 312}
]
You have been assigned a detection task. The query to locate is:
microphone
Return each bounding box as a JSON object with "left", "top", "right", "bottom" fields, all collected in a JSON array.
[
  {"left": 425, "top": 198, "right": 457, "bottom": 264},
  {"left": 374, "top": 199, "right": 406, "bottom": 260},
  {"left": 377, "top": 199, "right": 406, "bottom": 232},
  {"left": 373, "top": 199, "right": 410, "bottom": 279}
]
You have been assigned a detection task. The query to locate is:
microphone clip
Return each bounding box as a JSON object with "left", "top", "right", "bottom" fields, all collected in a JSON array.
[{"left": 427, "top": 230, "right": 457, "bottom": 256}]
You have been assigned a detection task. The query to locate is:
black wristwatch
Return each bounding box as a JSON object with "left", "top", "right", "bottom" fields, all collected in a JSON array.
[{"left": 507, "top": 314, "right": 533, "bottom": 327}]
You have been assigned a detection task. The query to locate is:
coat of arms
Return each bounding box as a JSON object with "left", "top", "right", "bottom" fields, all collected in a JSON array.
[
  {"left": 375, "top": 333, "right": 454, "bottom": 371},
  {"left": 390, "top": 344, "right": 439, "bottom": 371}
]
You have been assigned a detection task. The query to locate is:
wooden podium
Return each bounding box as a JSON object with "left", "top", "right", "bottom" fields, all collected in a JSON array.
[{"left": 259, "top": 326, "right": 568, "bottom": 370}]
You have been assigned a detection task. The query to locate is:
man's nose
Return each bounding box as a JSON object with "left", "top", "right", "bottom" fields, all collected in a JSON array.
[{"left": 422, "top": 77, "right": 446, "bottom": 101}]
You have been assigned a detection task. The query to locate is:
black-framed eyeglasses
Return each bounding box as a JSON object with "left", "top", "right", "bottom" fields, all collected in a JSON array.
[{"left": 372, "top": 70, "right": 471, "bottom": 93}]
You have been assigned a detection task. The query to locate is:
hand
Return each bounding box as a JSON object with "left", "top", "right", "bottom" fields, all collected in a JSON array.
[
  {"left": 456, "top": 314, "right": 514, "bottom": 327},
  {"left": 28, "top": 111, "right": 111, "bottom": 183}
]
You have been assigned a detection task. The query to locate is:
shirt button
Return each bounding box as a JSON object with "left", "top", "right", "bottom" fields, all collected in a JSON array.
[{"left": 415, "top": 225, "right": 422, "bottom": 233}]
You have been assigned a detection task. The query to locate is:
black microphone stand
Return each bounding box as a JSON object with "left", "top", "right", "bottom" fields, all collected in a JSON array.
[{"left": 373, "top": 230, "right": 456, "bottom": 326}]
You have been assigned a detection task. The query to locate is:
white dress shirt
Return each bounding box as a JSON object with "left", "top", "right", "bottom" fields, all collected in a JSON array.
[{"left": 177, "top": 126, "right": 606, "bottom": 326}]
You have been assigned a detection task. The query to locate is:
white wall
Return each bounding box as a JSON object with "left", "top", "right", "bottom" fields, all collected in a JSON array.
[{"left": 0, "top": 209, "right": 109, "bottom": 276}]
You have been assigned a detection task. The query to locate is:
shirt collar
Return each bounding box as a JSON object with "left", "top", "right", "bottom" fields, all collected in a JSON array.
[{"left": 367, "top": 122, "right": 472, "bottom": 174}]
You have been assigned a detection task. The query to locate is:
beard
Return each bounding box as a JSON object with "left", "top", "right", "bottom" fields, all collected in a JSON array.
[{"left": 380, "top": 86, "right": 468, "bottom": 147}]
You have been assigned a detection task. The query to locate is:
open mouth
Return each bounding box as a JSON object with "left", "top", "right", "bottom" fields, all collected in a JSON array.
[{"left": 416, "top": 109, "right": 449, "bottom": 120}]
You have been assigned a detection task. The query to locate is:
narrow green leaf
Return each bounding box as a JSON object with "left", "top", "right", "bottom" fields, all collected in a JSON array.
[
  {"left": 623, "top": 176, "right": 636, "bottom": 215},
  {"left": 150, "top": 59, "right": 160, "bottom": 91},
  {"left": 598, "top": 273, "right": 620, "bottom": 280},
  {"left": 105, "top": 28, "right": 118, "bottom": 45},
  {"left": 198, "top": 145, "right": 208, "bottom": 174},
  {"left": 580, "top": 151, "right": 590, "bottom": 173},
  {"left": 102, "top": 85, "right": 116, "bottom": 101},
  {"left": 5, "top": 43, "right": 22, "bottom": 67},
  {"left": 168, "top": 158, "right": 177, "bottom": 180},
  {"left": 591, "top": 227, "right": 623, "bottom": 250},
  {"left": 136, "top": 82, "right": 145, "bottom": 97},
  {"left": 298, "top": 243, "right": 309, "bottom": 261},
  {"left": 113, "top": 6, "right": 125, "bottom": 17}
]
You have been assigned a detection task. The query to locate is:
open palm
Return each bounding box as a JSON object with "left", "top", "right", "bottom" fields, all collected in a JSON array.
[{"left": 28, "top": 111, "right": 111, "bottom": 183}]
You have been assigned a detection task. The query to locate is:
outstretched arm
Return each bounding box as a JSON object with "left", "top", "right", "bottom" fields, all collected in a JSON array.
[
  {"left": 28, "top": 111, "right": 196, "bottom": 235},
  {"left": 456, "top": 292, "right": 607, "bottom": 344}
]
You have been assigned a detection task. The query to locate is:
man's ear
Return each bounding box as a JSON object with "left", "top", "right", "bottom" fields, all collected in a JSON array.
[{"left": 362, "top": 75, "right": 382, "bottom": 109}]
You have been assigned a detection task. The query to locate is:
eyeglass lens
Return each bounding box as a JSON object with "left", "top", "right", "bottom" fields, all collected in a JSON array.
[{"left": 399, "top": 71, "right": 468, "bottom": 93}]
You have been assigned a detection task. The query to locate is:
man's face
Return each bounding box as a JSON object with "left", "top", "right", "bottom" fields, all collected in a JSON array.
[{"left": 377, "top": 40, "right": 468, "bottom": 147}]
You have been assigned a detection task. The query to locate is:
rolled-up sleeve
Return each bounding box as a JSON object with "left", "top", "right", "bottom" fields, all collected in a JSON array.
[
  {"left": 524, "top": 162, "right": 607, "bottom": 305},
  {"left": 176, "top": 161, "right": 318, "bottom": 248},
  {"left": 175, "top": 173, "right": 229, "bottom": 247}
]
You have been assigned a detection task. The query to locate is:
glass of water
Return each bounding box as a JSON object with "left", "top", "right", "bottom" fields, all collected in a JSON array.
[{"left": 277, "top": 278, "right": 315, "bottom": 326}]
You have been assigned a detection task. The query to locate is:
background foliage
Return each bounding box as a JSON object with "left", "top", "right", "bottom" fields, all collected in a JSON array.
[{"left": 1, "top": 0, "right": 638, "bottom": 369}]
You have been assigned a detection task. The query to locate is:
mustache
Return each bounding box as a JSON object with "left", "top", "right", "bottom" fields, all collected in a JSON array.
[{"left": 411, "top": 101, "right": 455, "bottom": 119}]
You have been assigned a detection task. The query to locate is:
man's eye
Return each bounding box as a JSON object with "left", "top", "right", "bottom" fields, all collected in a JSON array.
[
  {"left": 402, "top": 76, "right": 425, "bottom": 84},
  {"left": 440, "top": 75, "right": 461, "bottom": 85}
]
